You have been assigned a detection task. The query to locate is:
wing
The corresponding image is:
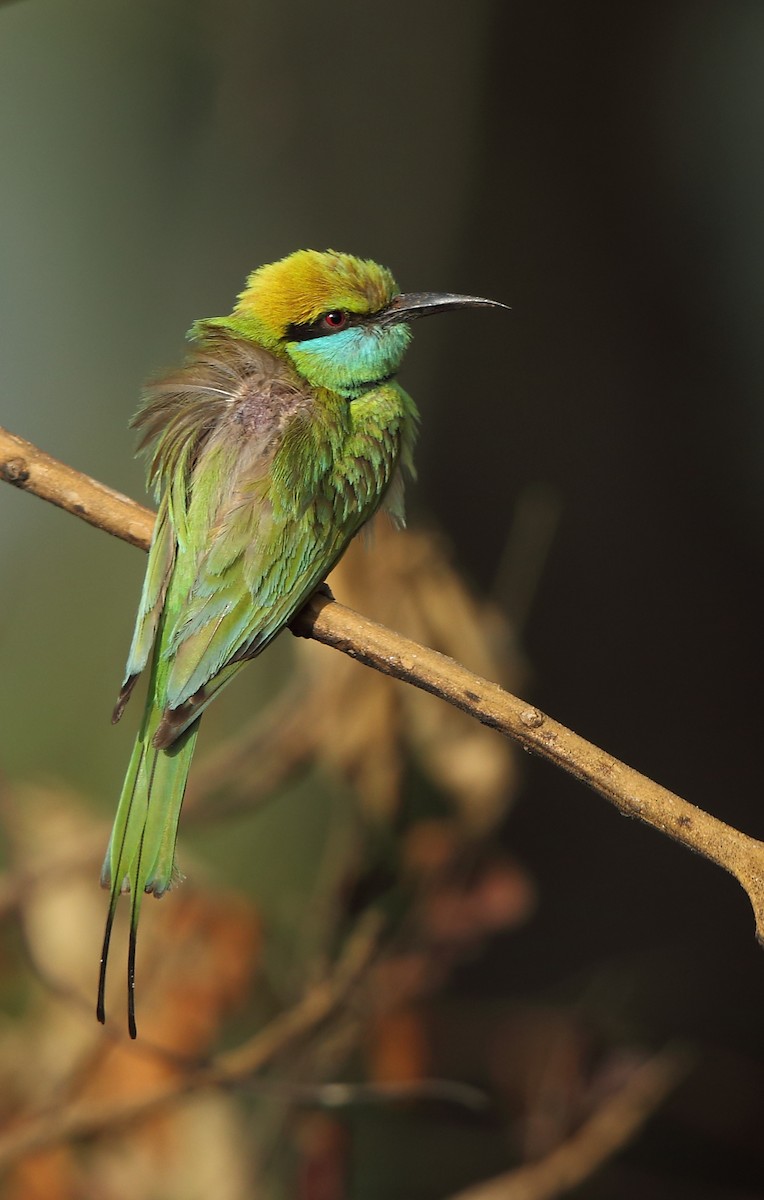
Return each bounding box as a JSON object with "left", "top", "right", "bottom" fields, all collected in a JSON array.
[
  {"left": 112, "top": 497, "right": 174, "bottom": 722},
  {"left": 151, "top": 379, "right": 415, "bottom": 747},
  {"left": 114, "top": 327, "right": 309, "bottom": 718},
  {"left": 119, "top": 325, "right": 412, "bottom": 748},
  {"left": 153, "top": 396, "right": 395, "bottom": 744}
]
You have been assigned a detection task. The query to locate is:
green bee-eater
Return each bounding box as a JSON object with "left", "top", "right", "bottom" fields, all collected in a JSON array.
[{"left": 98, "top": 249, "right": 506, "bottom": 1036}]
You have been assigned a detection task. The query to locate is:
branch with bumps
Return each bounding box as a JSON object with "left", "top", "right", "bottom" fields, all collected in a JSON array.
[{"left": 3, "top": 423, "right": 764, "bottom": 943}]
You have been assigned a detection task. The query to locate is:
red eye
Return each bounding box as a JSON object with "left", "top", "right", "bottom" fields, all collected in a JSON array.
[{"left": 321, "top": 310, "right": 348, "bottom": 331}]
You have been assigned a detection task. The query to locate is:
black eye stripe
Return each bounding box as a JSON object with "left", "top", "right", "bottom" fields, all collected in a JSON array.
[{"left": 285, "top": 310, "right": 364, "bottom": 342}]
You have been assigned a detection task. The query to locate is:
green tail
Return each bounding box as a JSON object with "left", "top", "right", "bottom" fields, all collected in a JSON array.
[{"left": 97, "top": 705, "right": 199, "bottom": 1038}]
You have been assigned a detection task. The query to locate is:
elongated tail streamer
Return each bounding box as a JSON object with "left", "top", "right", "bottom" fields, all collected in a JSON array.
[{"left": 98, "top": 720, "right": 198, "bottom": 1037}]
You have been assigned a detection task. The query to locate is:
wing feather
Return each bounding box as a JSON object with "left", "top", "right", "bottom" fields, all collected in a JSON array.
[{"left": 118, "top": 325, "right": 415, "bottom": 744}]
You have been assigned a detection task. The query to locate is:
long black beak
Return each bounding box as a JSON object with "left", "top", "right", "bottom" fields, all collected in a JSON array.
[{"left": 378, "top": 291, "right": 510, "bottom": 326}]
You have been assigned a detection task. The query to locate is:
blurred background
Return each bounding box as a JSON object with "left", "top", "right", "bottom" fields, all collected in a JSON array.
[{"left": 2, "top": 1, "right": 764, "bottom": 1197}]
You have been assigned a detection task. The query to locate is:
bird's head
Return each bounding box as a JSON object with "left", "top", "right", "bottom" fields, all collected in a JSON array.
[{"left": 216, "top": 249, "right": 507, "bottom": 397}]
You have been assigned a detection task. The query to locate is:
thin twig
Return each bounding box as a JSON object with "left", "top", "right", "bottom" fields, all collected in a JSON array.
[
  {"left": 4, "top": 424, "right": 764, "bottom": 939},
  {"left": 0, "top": 910, "right": 383, "bottom": 1170},
  {"left": 446, "top": 1046, "right": 689, "bottom": 1200}
]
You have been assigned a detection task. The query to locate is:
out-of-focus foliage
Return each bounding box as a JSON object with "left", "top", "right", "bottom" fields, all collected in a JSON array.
[{"left": 0, "top": 528, "right": 532, "bottom": 1198}]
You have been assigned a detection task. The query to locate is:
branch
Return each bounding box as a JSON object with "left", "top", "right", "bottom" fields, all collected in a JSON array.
[
  {"left": 4, "top": 424, "right": 764, "bottom": 940},
  {"left": 446, "top": 1046, "right": 689, "bottom": 1200},
  {"left": 0, "top": 910, "right": 382, "bottom": 1169},
  {"left": 0, "top": 426, "right": 152, "bottom": 548}
]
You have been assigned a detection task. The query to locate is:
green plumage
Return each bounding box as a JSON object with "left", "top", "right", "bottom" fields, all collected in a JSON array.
[{"left": 98, "top": 249, "right": 504, "bottom": 1036}]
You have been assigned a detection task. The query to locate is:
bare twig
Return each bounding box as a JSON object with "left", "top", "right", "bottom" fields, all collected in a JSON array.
[
  {"left": 0, "top": 426, "right": 152, "bottom": 548},
  {"left": 293, "top": 592, "right": 764, "bottom": 941},
  {"left": 4, "top": 424, "right": 764, "bottom": 939},
  {"left": 446, "top": 1046, "right": 689, "bottom": 1200},
  {"left": 0, "top": 910, "right": 383, "bottom": 1170}
]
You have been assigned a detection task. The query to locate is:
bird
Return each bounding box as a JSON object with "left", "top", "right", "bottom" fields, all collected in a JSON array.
[{"left": 98, "top": 248, "right": 507, "bottom": 1037}]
